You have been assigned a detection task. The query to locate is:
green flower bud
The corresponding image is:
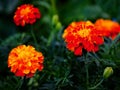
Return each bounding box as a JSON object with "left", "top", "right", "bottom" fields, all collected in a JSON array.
[
  {"left": 34, "top": 82, "right": 39, "bottom": 87},
  {"left": 103, "top": 67, "right": 113, "bottom": 79},
  {"left": 52, "top": 14, "right": 59, "bottom": 25},
  {"left": 55, "top": 22, "right": 62, "bottom": 30}
]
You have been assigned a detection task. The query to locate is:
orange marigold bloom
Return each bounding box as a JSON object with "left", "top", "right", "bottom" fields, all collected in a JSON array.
[
  {"left": 13, "top": 4, "right": 41, "bottom": 26},
  {"left": 95, "top": 19, "right": 120, "bottom": 40},
  {"left": 62, "top": 21, "right": 104, "bottom": 56},
  {"left": 8, "top": 45, "right": 44, "bottom": 78}
]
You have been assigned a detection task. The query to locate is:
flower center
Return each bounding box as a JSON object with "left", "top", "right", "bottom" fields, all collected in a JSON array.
[
  {"left": 78, "top": 29, "right": 91, "bottom": 38},
  {"left": 20, "top": 7, "right": 31, "bottom": 15}
]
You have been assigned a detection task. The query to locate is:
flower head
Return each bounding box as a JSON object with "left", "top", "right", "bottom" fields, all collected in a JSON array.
[
  {"left": 62, "top": 21, "right": 104, "bottom": 56},
  {"left": 14, "top": 4, "right": 41, "bottom": 26},
  {"left": 95, "top": 19, "right": 120, "bottom": 40},
  {"left": 8, "top": 45, "right": 44, "bottom": 78}
]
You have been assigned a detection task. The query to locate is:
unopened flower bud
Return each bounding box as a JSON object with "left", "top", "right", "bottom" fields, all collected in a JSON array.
[
  {"left": 56, "top": 22, "right": 62, "bottom": 30},
  {"left": 103, "top": 67, "right": 113, "bottom": 79},
  {"left": 52, "top": 14, "right": 59, "bottom": 25}
]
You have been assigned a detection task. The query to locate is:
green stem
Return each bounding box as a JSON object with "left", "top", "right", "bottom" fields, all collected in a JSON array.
[
  {"left": 84, "top": 56, "right": 89, "bottom": 90},
  {"left": 89, "top": 78, "right": 104, "bottom": 90},
  {"left": 47, "top": 0, "right": 57, "bottom": 46},
  {"left": 85, "top": 62, "right": 89, "bottom": 89},
  {"left": 17, "top": 77, "right": 25, "bottom": 90},
  {"left": 31, "top": 26, "right": 39, "bottom": 50},
  {"left": 47, "top": 29, "right": 55, "bottom": 46},
  {"left": 50, "top": 0, "right": 57, "bottom": 14}
]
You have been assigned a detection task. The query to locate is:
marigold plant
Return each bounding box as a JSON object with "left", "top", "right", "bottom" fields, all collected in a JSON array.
[
  {"left": 8, "top": 45, "right": 44, "bottom": 78},
  {"left": 13, "top": 4, "right": 41, "bottom": 26},
  {"left": 62, "top": 21, "right": 104, "bottom": 56},
  {"left": 95, "top": 19, "right": 120, "bottom": 40}
]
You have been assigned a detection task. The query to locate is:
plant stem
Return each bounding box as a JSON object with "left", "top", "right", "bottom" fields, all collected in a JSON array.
[
  {"left": 18, "top": 77, "right": 25, "bottom": 90},
  {"left": 85, "top": 57, "right": 89, "bottom": 89},
  {"left": 50, "top": 0, "right": 57, "bottom": 14},
  {"left": 31, "top": 26, "right": 39, "bottom": 50},
  {"left": 83, "top": 53, "right": 89, "bottom": 90},
  {"left": 47, "top": 0, "right": 57, "bottom": 46},
  {"left": 47, "top": 29, "right": 55, "bottom": 46},
  {"left": 85, "top": 62, "right": 89, "bottom": 89},
  {"left": 89, "top": 78, "right": 104, "bottom": 90}
]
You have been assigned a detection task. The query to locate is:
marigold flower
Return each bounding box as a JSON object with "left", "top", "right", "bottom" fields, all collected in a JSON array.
[
  {"left": 13, "top": 4, "right": 41, "bottom": 26},
  {"left": 95, "top": 19, "right": 120, "bottom": 40},
  {"left": 62, "top": 21, "right": 104, "bottom": 56},
  {"left": 8, "top": 45, "right": 44, "bottom": 77}
]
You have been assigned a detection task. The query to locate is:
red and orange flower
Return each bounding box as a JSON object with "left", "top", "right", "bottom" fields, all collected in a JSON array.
[
  {"left": 95, "top": 19, "right": 120, "bottom": 40},
  {"left": 62, "top": 21, "right": 104, "bottom": 56},
  {"left": 8, "top": 45, "right": 44, "bottom": 78},
  {"left": 13, "top": 4, "right": 41, "bottom": 26}
]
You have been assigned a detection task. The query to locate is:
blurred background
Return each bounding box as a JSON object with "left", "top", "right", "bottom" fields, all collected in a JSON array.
[{"left": 1, "top": 0, "right": 120, "bottom": 39}]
